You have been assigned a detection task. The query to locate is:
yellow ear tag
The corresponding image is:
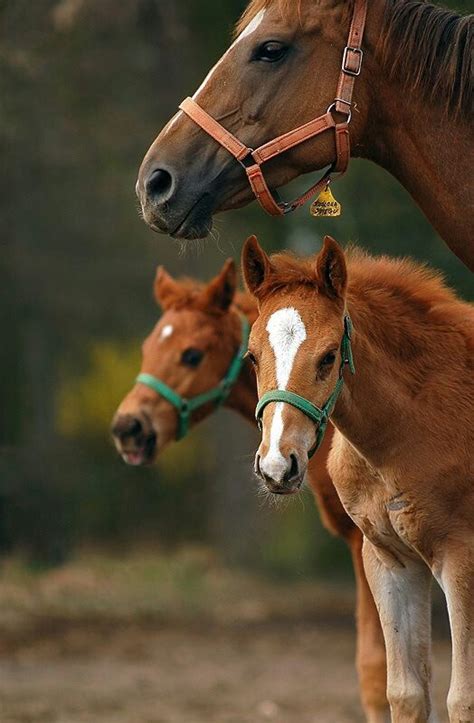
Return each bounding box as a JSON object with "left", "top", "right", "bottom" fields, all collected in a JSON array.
[{"left": 310, "top": 184, "right": 341, "bottom": 218}]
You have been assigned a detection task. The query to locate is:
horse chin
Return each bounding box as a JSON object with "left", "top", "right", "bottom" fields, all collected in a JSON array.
[
  {"left": 264, "top": 477, "right": 305, "bottom": 497},
  {"left": 141, "top": 193, "right": 214, "bottom": 240}
]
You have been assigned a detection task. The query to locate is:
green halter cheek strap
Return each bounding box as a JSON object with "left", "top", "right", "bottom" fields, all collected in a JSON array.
[
  {"left": 255, "top": 315, "right": 355, "bottom": 458},
  {"left": 136, "top": 315, "right": 250, "bottom": 441}
]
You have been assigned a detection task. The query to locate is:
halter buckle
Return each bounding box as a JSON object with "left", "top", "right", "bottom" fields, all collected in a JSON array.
[{"left": 342, "top": 46, "right": 363, "bottom": 76}]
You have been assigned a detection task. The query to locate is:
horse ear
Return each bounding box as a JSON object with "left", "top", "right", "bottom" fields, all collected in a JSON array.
[
  {"left": 154, "top": 266, "right": 181, "bottom": 309},
  {"left": 242, "top": 235, "right": 272, "bottom": 299},
  {"left": 204, "top": 258, "right": 237, "bottom": 311},
  {"left": 315, "top": 236, "right": 347, "bottom": 300}
]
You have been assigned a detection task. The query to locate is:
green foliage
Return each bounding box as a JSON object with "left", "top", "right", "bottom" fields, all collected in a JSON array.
[{"left": 57, "top": 340, "right": 141, "bottom": 438}]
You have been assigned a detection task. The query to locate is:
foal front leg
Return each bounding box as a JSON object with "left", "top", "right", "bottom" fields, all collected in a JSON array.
[
  {"left": 438, "top": 539, "right": 474, "bottom": 723},
  {"left": 363, "top": 539, "right": 437, "bottom": 723}
]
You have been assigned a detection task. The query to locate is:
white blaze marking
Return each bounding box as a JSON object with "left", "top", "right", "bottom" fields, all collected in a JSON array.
[
  {"left": 163, "top": 110, "right": 183, "bottom": 136},
  {"left": 235, "top": 9, "right": 266, "bottom": 41},
  {"left": 192, "top": 9, "right": 265, "bottom": 101},
  {"left": 267, "top": 307, "right": 307, "bottom": 388},
  {"left": 160, "top": 324, "right": 174, "bottom": 340},
  {"left": 261, "top": 308, "right": 307, "bottom": 480}
]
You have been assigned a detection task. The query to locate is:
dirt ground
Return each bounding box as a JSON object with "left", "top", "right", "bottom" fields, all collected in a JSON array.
[
  {"left": 0, "top": 552, "right": 453, "bottom": 722},
  {"left": 0, "top": 621, "right": 451, "bottom": 723}
]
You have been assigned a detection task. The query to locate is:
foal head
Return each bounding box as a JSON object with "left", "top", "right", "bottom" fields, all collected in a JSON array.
[
  {"left": 243, "top": 234, "right": 348, "bottom": 494},
  {"left": 111, "top": 259, "right": 244, "bottom": 465},
  {"left": 137, "top": 0, "right": 373, "bottom": 238}
]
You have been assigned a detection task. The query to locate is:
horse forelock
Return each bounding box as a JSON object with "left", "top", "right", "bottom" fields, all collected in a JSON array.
[
  {"left": 159, "top": 277, "right": 257, "bottom": 322},
  {"left": 234, "top": 0, "right": 302, "bottom": 37}
]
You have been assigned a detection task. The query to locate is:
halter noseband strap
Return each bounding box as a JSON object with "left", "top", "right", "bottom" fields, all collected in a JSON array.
[
  {"left": 179, "top": 0, "right": 367, "bottom": 217},
  {"left": 136, "top": 315, "right": 250, "bottom": 441},
  {"left": 255, "top": 315, "right": 355, "bottom": 458}
]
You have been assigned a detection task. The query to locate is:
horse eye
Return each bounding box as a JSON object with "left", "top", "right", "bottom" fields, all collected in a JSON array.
[
  {"left": 181, "top": 348, "right": 204, "bottom": 368},
  {"left": 253, "top": 41, "right": 288, "bottom": 63},
  {"left": 246, "top": 351, "right": 257, "bottom": 366},
  {"left": 320, "top": 351, "right": 336, "bottom": 368}
]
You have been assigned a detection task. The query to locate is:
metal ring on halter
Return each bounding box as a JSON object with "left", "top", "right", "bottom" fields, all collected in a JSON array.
[
  {"left": 327, "top": 101, "right": 352, "bottom": 125},
  {"left": 238, "top": 150, "right": 256, "bottom": 169}
]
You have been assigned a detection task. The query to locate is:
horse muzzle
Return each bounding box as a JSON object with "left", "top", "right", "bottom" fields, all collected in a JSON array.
[
  {"left": 254, "top": 450, "right": 306, "bottom": 496},
  {"left": 111, "top": 413, "right": 157, "bottom": 466}
]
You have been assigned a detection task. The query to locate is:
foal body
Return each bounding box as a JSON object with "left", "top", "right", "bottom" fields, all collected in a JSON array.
[
  {"left": 112, "top": 262, "right": 388, "bottom": 721},
  {"left": 243, "top": 236, "right": 474, "bottom": 722}
]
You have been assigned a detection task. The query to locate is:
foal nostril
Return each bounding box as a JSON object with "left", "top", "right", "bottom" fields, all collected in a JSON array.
[
  {"left": 111, "top": 415, "right": 143, "bottom": 440},
  {"left": 254, "top": 454, "right": 263, "bottom": 478},
  {"left": 128, "top": 418, "right": 142, "bottom": 436},
  {"left": 145, "top": 168, "right": 173, "bottom": 204},
  {"left": 284, "top": 453, "right": 300, "bottom": 483}
]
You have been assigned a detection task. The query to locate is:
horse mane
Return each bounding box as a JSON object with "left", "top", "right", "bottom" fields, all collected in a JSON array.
[
  {"left": 260, "top": 247, "right": 465, "bottom": 318},
  {"left": 380, "top": 1, "right": 473, "bottom": 117},
  {"left": 236, "top": 0, "right": 472, "bottom": 117}
]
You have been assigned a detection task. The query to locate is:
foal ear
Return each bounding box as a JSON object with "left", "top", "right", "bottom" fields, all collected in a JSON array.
[
  {"left": 242, "top": 235, "right": 272, "bottom": 299},
  {"left": 315, "top": 236, "right": 347, "bottom": 300},
  {"left": 204, "top": 258, "right": 237, "bottom": 311},
  {"left": 154, "top": 266, "right": 181, "bottom": 309}
]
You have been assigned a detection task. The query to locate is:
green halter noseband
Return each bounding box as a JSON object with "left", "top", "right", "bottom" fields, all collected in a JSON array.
[
  {"left": 255, "top": 315, "right": 355, "bottom": 458},
  {"left": 136, "top": 315, "right": 250, "bottom": 441}
]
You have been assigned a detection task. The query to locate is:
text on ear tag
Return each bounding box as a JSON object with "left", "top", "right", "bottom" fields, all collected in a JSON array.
[{"left": 310, "top": 184, "right": 342, "bottom": 218}]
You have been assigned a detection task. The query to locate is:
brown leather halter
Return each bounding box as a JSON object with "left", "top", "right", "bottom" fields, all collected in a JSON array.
[{"left": 179, "top": 0, "right": 367, "bottom": 216}]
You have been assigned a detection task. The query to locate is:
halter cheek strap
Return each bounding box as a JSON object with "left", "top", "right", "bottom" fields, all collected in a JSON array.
[
  {"left": 136, "top": 315, "right": 250, "bottom": 441},
  {"left": 255, "top": 315, "right": 355, "bottom": 458},
  {"left": 178, "top": 0, "right": 367, "bottom": 217}
]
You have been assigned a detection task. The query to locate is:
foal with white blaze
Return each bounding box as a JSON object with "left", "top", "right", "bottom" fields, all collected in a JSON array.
[{"left": 242, "top": 235, "right": 474, "bottom": 723}]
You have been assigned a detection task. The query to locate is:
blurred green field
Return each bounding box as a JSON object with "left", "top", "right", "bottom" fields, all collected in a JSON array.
[{"left": 0, "top": 547, "right": 357, "bottom": 642}]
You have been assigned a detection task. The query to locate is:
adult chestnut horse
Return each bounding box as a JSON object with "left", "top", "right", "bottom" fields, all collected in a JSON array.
[
  {"left": 137, "top": 0, "right": 473, "bottom": 270},
  {"left": 242, "top": 235, "right": 474, "bottom": 722},
  {"left": 111, "top": 261, "right": 389, "bottom": 722}
]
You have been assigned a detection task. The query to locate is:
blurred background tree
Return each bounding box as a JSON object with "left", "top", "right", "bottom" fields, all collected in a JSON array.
[{"left": 0, "top": 0, "right": 472, "bottom": 572}]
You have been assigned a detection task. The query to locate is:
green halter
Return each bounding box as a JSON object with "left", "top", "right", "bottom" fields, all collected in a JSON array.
[
  {"left": 255, "top": 315, "right": 355, "bottom": 458},
  {"left": 136, "top": 315, "right": 250, "bottom": 441}
]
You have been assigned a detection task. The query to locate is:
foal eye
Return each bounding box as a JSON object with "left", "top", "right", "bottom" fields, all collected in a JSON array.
[
  {"left": 320, "top": 351, "right": 336, "bottom": 368},
  {"left": 253, "top": 41, "right": 288, "bottom": 63},
  {"left": 246, "top": 351, "right": 257, "bottom": 366},
  {"left": 181, "top": 348, "right": 204, "bottom": 368}
]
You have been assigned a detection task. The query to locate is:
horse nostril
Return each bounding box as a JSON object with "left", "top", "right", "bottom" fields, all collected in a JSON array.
[
  {"left": 284, "top": 453, "right": 300, "bottom": 483},
  {"left": 112, "top": 415, "right": 142, "bottom": 440},
  {"left": 129, "top": 418, "right": 142, "bottom": 436},
  {"left": 145, "top": 168, "right": 173, "bottom": 204},
  {"left": 254, "top": 454, "right": 263, "bottom": 478}
]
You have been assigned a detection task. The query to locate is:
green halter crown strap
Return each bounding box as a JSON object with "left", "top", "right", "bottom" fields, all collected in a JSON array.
[
  {"left": 255, "top": 315, "right": 355, "bottom": 458},
  {"left": 136, "top": 315, "right": 251, "bottom": 441}
]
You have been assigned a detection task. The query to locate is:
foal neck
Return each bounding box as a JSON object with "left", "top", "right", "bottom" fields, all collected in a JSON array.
[{"left": 332, "top": 257, "right": 472, "bottom": 470}]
